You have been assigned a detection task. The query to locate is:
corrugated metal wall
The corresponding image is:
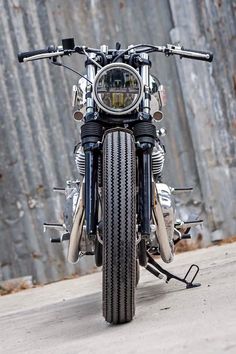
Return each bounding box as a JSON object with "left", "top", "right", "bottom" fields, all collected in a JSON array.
[
  {"left": 0, "top": 0, "right": 235, "bottom": 284},
  {"left": 170, "top": 0, "right": 236, "bottom": 241}
]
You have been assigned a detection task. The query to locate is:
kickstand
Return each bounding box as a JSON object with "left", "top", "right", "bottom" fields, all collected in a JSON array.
[{"left": 146, "top": 252, "right": 201, "bottom": 289}]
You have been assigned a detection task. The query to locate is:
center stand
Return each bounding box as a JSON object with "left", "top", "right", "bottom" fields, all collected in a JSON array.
[{"left": 145, "top": 251, "right": 201, "bottom": 289}]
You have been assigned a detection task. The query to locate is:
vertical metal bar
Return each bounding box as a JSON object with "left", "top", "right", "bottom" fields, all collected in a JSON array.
[
  {"left": 86, "top": 53, "right": 96, "bottom": 114},
  {"left": 140, "top": 53, "right": 150, "bottom": 115}
]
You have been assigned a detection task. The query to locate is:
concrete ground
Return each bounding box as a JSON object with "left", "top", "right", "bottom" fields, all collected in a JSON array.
[{"left": 1, "top": 243, "right": 236, "bottom": 354}]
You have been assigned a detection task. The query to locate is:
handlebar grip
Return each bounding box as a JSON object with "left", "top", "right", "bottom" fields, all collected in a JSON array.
[
  {"left": 180, "top": 48, "right": 213, "bottom": 62},
  {"left": 18, "top": 47, "right": 54, "bottom": 63}
]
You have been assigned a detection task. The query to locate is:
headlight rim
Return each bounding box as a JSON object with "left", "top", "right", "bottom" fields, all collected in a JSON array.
[{"left": 93, "top": 62, "right": 143, "bottom": 116}]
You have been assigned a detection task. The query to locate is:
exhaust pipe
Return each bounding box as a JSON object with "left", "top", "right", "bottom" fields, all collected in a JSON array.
[
  {"left": 153, "top": 201, "right": 173, "bottom": 263},
  {"left": 152, "top": 183, "right": 174, "bottom": 263},
  {"left": 67, "top": 185, "right": 85, "bottom": 264}
]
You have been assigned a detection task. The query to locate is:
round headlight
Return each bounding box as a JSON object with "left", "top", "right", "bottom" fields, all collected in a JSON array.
[{"left": 93, "top": 63, "right": 143, "bottom": 115}]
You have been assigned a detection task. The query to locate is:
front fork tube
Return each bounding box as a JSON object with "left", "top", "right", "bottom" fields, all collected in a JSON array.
[
  {"left": 139, "top": 144, "right": 153, "bottom": 238},
  {"left": 84, "top": 144, "right": 99, "bottom": 238}
]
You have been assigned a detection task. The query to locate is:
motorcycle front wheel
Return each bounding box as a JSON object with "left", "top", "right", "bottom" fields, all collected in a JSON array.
[{"left": 102, "top": 129, "right": 136, "bottom": 324}]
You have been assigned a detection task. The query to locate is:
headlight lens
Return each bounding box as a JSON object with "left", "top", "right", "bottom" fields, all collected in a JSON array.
[{"left": 93, "top": 63, "right": 143, "bottom": 115}]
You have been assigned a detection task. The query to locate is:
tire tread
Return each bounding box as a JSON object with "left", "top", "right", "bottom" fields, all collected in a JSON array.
[{"left": 103, "top": 130, "right": 136, "bottom": 324}]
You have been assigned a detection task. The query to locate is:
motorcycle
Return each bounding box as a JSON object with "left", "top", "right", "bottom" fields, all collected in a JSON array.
[{"left": 18, "top": 39, "right": 213, "bottom": 324}]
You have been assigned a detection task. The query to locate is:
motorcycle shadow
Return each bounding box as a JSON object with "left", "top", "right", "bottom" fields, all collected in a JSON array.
[
  {"left": 136, "top": 282, "right": 166, "bottom": 304},
  {"left": 136, "top": 280, "right": 186, "bottom": 305},
  {"left": 25, "top": 281, "right": 187, "bottom": 344}
]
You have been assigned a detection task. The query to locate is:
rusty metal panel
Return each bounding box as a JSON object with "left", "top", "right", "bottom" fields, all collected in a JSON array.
[{"left": 0, "top": 0, "right": 235, "bottom": 283}]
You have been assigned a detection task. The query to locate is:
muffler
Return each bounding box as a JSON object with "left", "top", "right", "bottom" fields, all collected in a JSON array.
[
  {"left": 152, "top": 183, "right": 174, "bottom": 263},
  {"left": 67, "top": 184, "right": 85, "bottom": 264}
]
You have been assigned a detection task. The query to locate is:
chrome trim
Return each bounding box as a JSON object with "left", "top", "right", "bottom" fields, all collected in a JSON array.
[
  {"left": 140, "top": 53, "right": 150, "bottom": 114},
  {"left": 86, "top": 53, "right": 96, "bottom": 114},
  {"left": 93, "top": 62, "right": 143, "bottom": 115}
]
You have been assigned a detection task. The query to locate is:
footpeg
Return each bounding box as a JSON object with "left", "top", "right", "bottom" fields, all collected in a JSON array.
[
  {"left": 171, "top": 187, "right": 193, "bottom": 193},
  {"left": 50, "top": 232, "right": 70, "bottom": 243},
  {"left": 53, "top": 187, "right": 65, "bottom": 194},
  {"left": 50, "top": 237, "right": 61, "bottom": 243},
  {"left": 146, "top": 252, "right": 201, "bottom": 289},
  {"left": 175, "top": 220, "right": 203, "bottom": 229},
  {"left": 174, "top": 233, "right": 191, "bottom": 245},
  {"left": 43, "top": 223, "right": 65, "bottom": 232},
  {"left": 181, "top": 234, "right": 191, "bottom": 239}
]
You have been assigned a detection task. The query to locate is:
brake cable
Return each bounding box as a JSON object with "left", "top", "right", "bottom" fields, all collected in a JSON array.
[
  {"left": 112, "top": 44, "right": 163, "bottom": 62},
  {"left": 51, "top": 61, "right": 93, "bottom": 84},
  {"left": 82, "top": 46, "right": 102, "bottom": 69}
]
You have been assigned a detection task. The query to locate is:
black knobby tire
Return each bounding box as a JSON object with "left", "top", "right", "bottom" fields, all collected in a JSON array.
[{"left": 103, "top": 130, "right": 136, "bottom": 324}]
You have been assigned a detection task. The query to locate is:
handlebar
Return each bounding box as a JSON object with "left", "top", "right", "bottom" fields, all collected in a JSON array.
[
  {"left": 18, "top": 42, "right": 213, "bottom": 63},
  {"left": 163, "top": 44, "right": 213, "bottom": 62},
  {"left": 18, "top": 45, "right": 65, "bottom": 63}
]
